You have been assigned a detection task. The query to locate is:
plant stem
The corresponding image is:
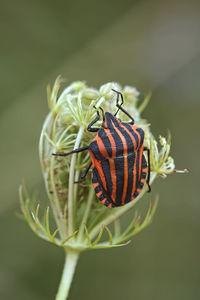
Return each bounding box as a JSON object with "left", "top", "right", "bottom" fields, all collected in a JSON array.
[
  {"left": 68, "top": 127, "right": 84, "bottom": 235},
  {"left": 55, "top": 250, "right": 79, "bottom": 300}
]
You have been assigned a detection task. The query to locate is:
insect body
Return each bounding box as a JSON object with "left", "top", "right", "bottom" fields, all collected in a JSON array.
[
  {"left": 53, "top": 90, "right": 151, "bottom": 208},
  {"left": 89, "top": 112, "right": 150, "bottom": 207}
]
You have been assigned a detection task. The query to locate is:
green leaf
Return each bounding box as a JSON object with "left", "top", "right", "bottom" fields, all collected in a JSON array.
[
  {"left": 105, "top": 226, "right": 113, "bottom": 245},
  {"left": 84, "top": 225, "right": 92, "bottom": 247},
  {"left": 61, "top": 230, "right": 79, "bottom": 246},
  {"left": 92, "top": 225, "right": 104, "bottom": 247}
]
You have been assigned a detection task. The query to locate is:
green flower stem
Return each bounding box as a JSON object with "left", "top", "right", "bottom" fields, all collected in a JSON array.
[
  {"left": 68, "top": 127, "right": 84, "bottom": 236},
  {"left": 73, "top": 170, "right": 80, "bottom": 212},
  {"left": 89, "top": 172, "right": 157, "bottom": 241},
  {"left": 56, "top": 250, "right": 80, "bottom": 300}
]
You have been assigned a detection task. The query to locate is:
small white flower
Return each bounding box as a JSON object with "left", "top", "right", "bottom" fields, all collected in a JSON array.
[
  {"left": 123, "top": 85, "right": 140, "bottom": 101},
  {"left": 99, "top": 82, "right": 121, "bottom": 99},
  {"left": 81, "top": 88, "right": 99, "bottom": 100}
]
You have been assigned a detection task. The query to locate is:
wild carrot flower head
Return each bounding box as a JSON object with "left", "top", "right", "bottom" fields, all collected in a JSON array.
[{"left": 19, "top": 76, "right": 188, "bottom": 251}]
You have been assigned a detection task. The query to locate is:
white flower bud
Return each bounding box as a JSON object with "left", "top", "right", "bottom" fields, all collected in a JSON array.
[
  {"left": 99, "top": 82, "right": 121, "bottom": 99},
  {"left": 123, "top": 85, "right": 140, "bottom": 101},
  {"left": 81, "top": 88, "right": 99, "bottom": 100},
  {"left": 70, "top": 81, "right": 86, "bottom": 91}
]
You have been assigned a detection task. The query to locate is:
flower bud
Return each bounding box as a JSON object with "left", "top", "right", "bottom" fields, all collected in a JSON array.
[
  {"left": 123, "top": 85, "right": 140, "bottom": 102},
  {"left": 99, "top": 82, "right": 121, "bottom": 99},
  {"left": 81, "top": 88, "right": 99, "bottom": 100},
  {"left": 69, "top": 81, "right": 87, "bottom": 91}
]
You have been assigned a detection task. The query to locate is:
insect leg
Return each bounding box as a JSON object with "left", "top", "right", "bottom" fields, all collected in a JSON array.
[
  {"left": 117, "top": 105, "right": 135, "bottom": 125},
  {"left": 74, "top": 162, "right": 92, "bottom": 183},
  {"left": 52, "top": 146, "right": 89, "bottom": 157},
  {"left": 112, "top": 89, "right": 135, "bottom": 124},
  {"left": 87, "top": 108, "right": 100, "bottom": 132},
  {"left": 112, "top": 89, "right": 121, "bottom": 116},
  {"left": 143, "top": 146, "right": 151, "bottom": 192}
]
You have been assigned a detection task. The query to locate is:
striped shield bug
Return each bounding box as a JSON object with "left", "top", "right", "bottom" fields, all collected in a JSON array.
[{"left": 53, "top": 89, "right": 151, "bottom": 208}]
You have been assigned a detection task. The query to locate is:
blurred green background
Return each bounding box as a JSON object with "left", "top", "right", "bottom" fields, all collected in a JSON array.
[{"left": 0, "top": 0, "right": 199, "bottom": 299}]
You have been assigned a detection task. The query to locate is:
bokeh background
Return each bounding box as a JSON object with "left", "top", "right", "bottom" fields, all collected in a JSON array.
[{"left": 0, "top": 0, "right": 199, "bottom": 299}]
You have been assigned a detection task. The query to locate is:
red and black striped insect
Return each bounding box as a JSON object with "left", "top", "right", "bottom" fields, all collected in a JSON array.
[{"left": 53, "top": 89, "right": 151, "bottom": 208}]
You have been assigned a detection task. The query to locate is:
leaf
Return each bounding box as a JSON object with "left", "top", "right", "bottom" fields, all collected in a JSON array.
[
  {"left": 138, "top": 92, "right": 151, "bottom": 113},
  {"left": 61, "top": 230, "right": 79, "bottom": 246},
  {"left": 105, "top": 226, "right": 113, "bottom": 245},
  {"left": 92, "top": 225, "right": 104, "bottom": 247},
  {"left": 84, "top": 225, "right": 92, "bottom": 247},
  {"left": 116, "top": 197, "right": 158, "bottom": 244}
]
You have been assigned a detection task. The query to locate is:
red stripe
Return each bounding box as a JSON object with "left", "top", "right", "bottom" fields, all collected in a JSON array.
[
  {"left": 101, "top": 198, "right": 107, "bottom": 205},
  {"left": 93, "top": 182, "right": 99, "bottom": 188},
  {"left": 89, "top": 142, "right": 108, "bottom": 192},
  {"left": 122, "top": 125, "right": 138, "bottom": 150},
  {"left": 96, "top": 137, "right": 109, "bottom": 158}
]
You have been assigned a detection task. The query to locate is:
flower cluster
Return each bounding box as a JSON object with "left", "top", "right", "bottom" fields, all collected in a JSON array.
[{"left": 19, "top": 76, "right": 187, "bottom": 252}]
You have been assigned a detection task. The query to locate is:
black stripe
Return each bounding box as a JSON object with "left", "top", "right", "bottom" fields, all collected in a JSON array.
[
  {"left": 117, "top": 126, "right": 134, "bottom": 152},
  {"left": 136, "top": 150, "right": 140, "bottom": 188},
  {"left": 99, "top": 193, "right": 105, "bottom": 201},
  {"left": 113, "top": 156, "right": 124, "bottom": 206},
  {"left": 105, "top": 112, "right": 120, "bottom": 129},
  {"left": 136, "top": 128, "right": 144, "bottom": 146},
  {"left": 135, "top": 154, "right": 147, "bottom": 193},
  {"left": 122, "top": 123, "right": 139, "bottom": 149},
  {"left": 95, "top": 186, "right": 101, "bottom": 193},
  {"left": 116, "top": 126, "right": 135, "bottom": 204},
  {"left": 92, "top": 168, "right": 113, "bottom": 204},
  {"left": 107, "top": 125, "right": 125, "bottom": 205},
  {"left": 98, "top": 129, "right": 112, "bottom": 157},
  {"left": 89, "top": 140, "right": 105, "bottom": 161},
  {"left": 142, "top": 154, "right": 147, "bottom": 169},
  {"left": 137, "top": 182, "right": 144, "bottom": 189},
  {"left": 92, "top": 171, "right": 98, "bottom": 183},
  {"left": 141, "top": 172, "right": 147, "bottom": 179},
  {"left": 109, "top": 125, "right": 124, "bottom": 157},
  {"left": 119, "top": 125, "right": 141, "bottom": 202},
  {"left": 130, "top": 150, "right": 137, "bottom": 200},
  {"left": 125, "top": 152, "right": 135, "bottom": 204},
  {"left": 104, "top": 200, "right": 110, "bottom": 207},
  {"left": 135, "top": 151, "right": 147, "bottom": 194},
  {"left": 101, "top": 159, "right": 112, "bottom": 196},
  {"left": 92, "top": 167, "right": 103, "bottom": 187}
]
